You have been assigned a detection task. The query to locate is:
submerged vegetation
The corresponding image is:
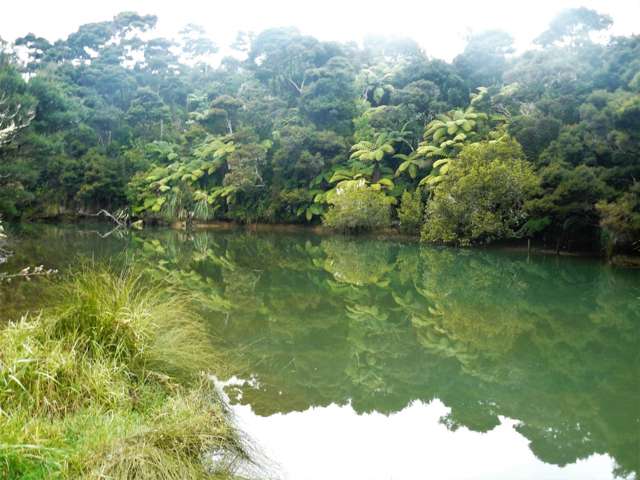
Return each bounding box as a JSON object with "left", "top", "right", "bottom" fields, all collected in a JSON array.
[
  {"left": 0, "top": 267, "right": 249, "bottom": 479},
  {"left": 0, "top": 7, "right": 638, "bottom": 253}
]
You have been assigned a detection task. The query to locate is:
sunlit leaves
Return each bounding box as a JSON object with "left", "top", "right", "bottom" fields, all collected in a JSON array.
[
  {"left": 349, "top": 134, "right": 396, "bottom": 163},
  {"left": 130, "top": 136, "right": 237, "bottom": 221}
]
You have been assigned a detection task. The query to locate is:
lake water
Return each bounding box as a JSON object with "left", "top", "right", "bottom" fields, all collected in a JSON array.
[{"left": 2, "top": 224, "right": 639, "bottom": 480}]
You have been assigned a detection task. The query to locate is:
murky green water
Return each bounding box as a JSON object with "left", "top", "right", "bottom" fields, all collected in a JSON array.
[{"left": 2, "top": 224, "right": 639, "bottom": 479}]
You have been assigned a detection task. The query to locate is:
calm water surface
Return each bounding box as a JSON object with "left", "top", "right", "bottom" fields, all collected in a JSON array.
[{"left": 2, "top": 224, "right": 639, "bottom": 480}]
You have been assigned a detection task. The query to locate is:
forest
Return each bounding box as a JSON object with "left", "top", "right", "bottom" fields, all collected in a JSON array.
[
  {"left": 1, "top": 6, "right": 639, "bottom": 478},
  {"left": 1, "top": 7, "right": 639, "bottom": 254}
]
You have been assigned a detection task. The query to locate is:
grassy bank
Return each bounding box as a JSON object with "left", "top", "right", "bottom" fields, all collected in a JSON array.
[{"left": 0, "top": 267, "right": 251, "bottom": 479}]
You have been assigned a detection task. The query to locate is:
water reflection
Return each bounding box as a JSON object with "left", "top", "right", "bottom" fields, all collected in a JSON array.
[
  {"left": 227, "top": 399, "right": 619, "bottom": 480},
  {"left": 2, "top": 226, "right": 639, "bottom": 479}
]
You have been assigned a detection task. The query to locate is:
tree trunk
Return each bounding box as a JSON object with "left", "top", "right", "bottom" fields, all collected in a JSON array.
[{"left": 372, "top": 164, "right": 381, "bottom": 183}]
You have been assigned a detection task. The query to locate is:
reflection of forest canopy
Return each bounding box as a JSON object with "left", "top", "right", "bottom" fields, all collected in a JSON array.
[
  {"left": 115, "top": 230, "right": 639, "bottom": 479},
  {"left": 1, "top": 227, "right": 638, "bottom": 478}
]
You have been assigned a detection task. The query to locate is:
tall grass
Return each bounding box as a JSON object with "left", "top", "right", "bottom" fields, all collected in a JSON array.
[{"left": 0, "top": 265, "right": 252, "bottom": 479}]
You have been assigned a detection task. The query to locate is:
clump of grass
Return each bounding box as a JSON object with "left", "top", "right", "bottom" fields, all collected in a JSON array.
[{"left": 0, "top": 265, "right": 252, "bottom": 479}]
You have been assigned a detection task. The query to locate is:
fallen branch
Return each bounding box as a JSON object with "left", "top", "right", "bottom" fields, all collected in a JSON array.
[
  {"left": 0, "top": 265, "right": 58, "bottom": 283},
  {"left": 94, "top": 209, "right": 129, "bottom": 227}
]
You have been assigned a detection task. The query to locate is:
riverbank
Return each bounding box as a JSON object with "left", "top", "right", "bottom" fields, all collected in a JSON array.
[
  {"left": 6, "top": 217, "right": 640, "bottom": 267},
  {"left": 171, "top": 220, "right": 640, "bottom": 265},
  {"left": 0, "top": 267, "right": 252, "bottom": 479}
]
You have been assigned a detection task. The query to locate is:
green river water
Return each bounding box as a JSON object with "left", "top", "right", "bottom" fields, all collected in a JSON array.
[{"left": 1, "top": 224, "right": 639, "bottom": 480}]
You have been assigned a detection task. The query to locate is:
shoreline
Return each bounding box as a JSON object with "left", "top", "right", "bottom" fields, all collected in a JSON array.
[
  {"left": 172, "top": 221, "right": 640, "bottom": 265},
  {"left": 9, "top": 217, "right": 640, "bottom": 266}
]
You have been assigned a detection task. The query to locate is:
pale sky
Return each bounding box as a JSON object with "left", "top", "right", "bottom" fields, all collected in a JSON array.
[{"left": 1, "top": 0, "right": 639, "bottom": 60}]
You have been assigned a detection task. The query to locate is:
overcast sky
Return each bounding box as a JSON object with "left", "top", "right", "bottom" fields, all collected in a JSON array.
[{"left": 1, "top": 0, "right": 639, "bottom": 60}]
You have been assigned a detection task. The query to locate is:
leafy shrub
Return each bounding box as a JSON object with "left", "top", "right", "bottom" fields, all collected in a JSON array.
[
  {"left": 422, "top": 138, "right": 539, "bottom": 246},
  {"left": 596, "top": 182, "right": 640, "bottom": 253},
  {"left": 398, "top": 190, "right": 424, "bottom": 234},
  {"left": 322, "top": 179, "right": 393, "bottom": 232}
]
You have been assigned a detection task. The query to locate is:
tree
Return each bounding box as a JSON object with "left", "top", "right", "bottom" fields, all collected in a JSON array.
[
  {"left": 454, "top": 30, "right": 514, "bottom": 89},
  {"left": 597, "top": 183, "right": 640, "bottom": 254},
  {"left": 349, "top": 131, "right": 396, "bottom": 181},
  {"left": 508, "top": 114, "right": 561, "bottom": 161},
  {"left": 271, "top": 124, "right": 347, "bottom": 188},
  {"left": 391, "top": 79, "right": 446, "bottom": 121},
  {"left": 300, "top": 56, "right": 357, "bottom": 134},
  {"left": 129, "top": 136, "right": 236, "bottom": 222},
  {"left": 415, "top": 91, "right": 492, "bottom": 186},
  {"left": 223, "top": 141, "right": 269, "bottom": 191},
  {"left": 248, "top": 28, "right": 328, "bottom": 100},
  {"left": 525, "top": 164, "right": 609, "bottom": 252},
  {"left": 126, "top": 87, "right": 171, "bottom": 140},
  {"left": 535, "top": 8, "right": 613, "bottom": 47},
  {"left": 2, "top": 11, "right": 640, "bottom": 251},
  {"left": 179, "top": 24, "right": 218, "bottom": 72},
  {"left": 208, "top": 95, "right": 243, "bottom": 134},
  {"left": 422, "top": 138, "right": 539, "bottom": 245},
  {"left": 0, "top": 57, "right": 36, "bottom": 145},
  {"left": 356, "top": 63, "right": 396, "bottom": 106}
]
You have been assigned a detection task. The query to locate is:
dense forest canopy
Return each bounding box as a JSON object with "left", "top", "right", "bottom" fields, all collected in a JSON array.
[{"left": 0, "top": 8, "right": 639, "bottom": 253}]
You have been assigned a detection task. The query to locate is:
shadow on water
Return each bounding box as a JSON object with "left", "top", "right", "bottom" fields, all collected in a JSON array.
[{"left": 2, "top": 224, "right": 639, "bottom": 479}]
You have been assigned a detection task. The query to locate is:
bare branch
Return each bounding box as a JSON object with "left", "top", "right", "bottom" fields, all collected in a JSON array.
[{"left": 0, "top": 95, "right": 35, "bottom": 146}]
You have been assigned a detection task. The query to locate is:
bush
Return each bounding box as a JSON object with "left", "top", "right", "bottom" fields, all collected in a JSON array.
[
  {"left": 398, "top": 190, "right": 424, "bottom": 234},
  {"left": 422, "top": 138, "right": 539, "bottom": 246},
  {"left": 597, "top": 182, "right": 640, "bottom": 254},
  {"left": 323, "top": 179, "right": 393, "bottom": 232}
]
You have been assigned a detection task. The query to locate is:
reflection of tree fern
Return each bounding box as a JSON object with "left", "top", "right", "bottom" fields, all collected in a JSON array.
[
  {"left": 346, "top": 304, "right": 388, "bottom": 323},
  {"left": 410, "top": 314, "right": 475, "bottom": 364}
]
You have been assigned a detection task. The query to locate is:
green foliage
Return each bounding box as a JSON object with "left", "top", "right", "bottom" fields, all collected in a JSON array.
[
  {"left": 535, "top": 7, "right": 612, "bottom": 47},
  {"left": 0, "top": 267, "right": 248, "bottom": 479},
  {"left": 130, "top": 136, "right": 236, "bottom": 222},
  {"left": 350, "top": 132, "right": 396, "bottom": 163},
  {"left": 415, "top": 89, "right": 500, "bottom": 186},
  {"left": 453, "top": 30, "right": 514, "bottom": 89},
  {"left": 0, "top": 11, "right": 638, "bottom": 251},
  {"left": 597, "top": 183, "right": 640, "bottom": 253},
  {"left": 323, "top": 179, "right": 393, "bottom": 232},
  {"left": 398, "top": 190, "right": 424, "bottom": 233},
  {"left": 422, "top": 138, "right": 539, "bottom": 245},
  {"left": 508, "top": 115, "right": 561, "bottom": 161},
  {"left": 271, "top": 124, "right": 347, "bottom": 188},
  {"left": 394, "top": 153, "right": 427, "bottom": 179}
]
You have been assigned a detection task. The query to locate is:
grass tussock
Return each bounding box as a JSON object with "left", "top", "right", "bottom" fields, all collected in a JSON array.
[{"left": 0, "top": 265, "right": 251, "bottom": 479}]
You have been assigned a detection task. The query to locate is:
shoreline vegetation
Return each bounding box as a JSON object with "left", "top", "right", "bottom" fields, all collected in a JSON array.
[
  {"left": 0, "top": 266, "right": 255, "bottom": 479},
  {"left": 1, "top": 4, "right": 639, "bottom": 478},
  {"left": 15, "top": 216, "right": 640, "bottom": 266},
  {"left": 186, "top": 221, "right": 640, "bottom": 264},
  {"left": 1, "top": 8, "right": 639, "bottom": 257}
]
